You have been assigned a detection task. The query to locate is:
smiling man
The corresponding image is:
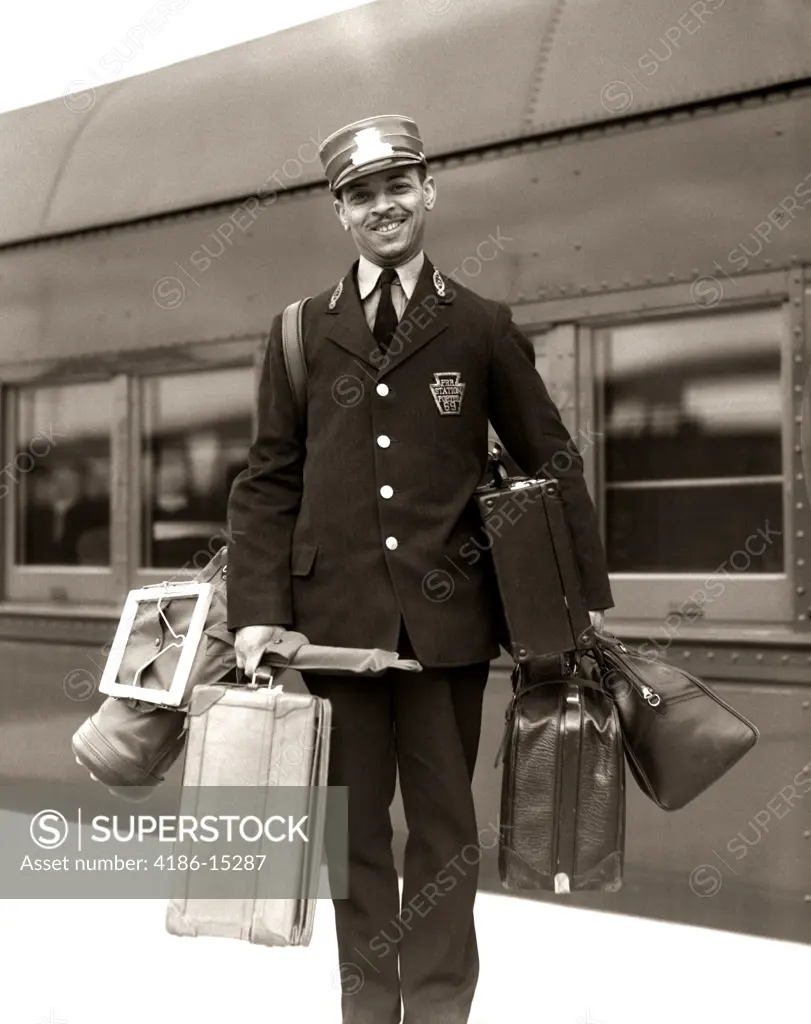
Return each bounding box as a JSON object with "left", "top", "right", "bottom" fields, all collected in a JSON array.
[{"left": 226, "top": 114, "right": 612, "bottom": 1024}]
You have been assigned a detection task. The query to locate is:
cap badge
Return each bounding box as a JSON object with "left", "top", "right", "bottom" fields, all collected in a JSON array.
[
  {"left": 351, "top": 127, "right": 395, "bottom": 167},
  {"left": 328, "top": 278, "right": 344, "bottom": 310},
  {"left": 433, "top": 269, "right": 446, "bottom": 298},
  {"left": 429, "top": 372, "right": 465, "bottom": 416}
]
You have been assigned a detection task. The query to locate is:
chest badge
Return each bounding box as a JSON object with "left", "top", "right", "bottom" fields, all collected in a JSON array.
[{"left": 429, "top": 372, "right": 465, "bottom": 415}]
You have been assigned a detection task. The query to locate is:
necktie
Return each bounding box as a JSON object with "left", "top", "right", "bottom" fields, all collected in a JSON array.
[{"left": 373, "top": 267, "right": 399, "bottom": 353}]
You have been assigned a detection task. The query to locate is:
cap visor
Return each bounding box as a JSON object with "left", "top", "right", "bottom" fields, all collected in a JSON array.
[{"left": 332, "top": 155, "right": 425, "bottom": 192}]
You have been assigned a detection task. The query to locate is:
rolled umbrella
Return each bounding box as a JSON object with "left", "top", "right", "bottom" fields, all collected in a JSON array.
[{"left": 72, "top": 627, "right": 420, "bottom": 799}]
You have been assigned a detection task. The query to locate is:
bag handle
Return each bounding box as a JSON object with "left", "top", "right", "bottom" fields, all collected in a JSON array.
[
  {"left": 486, "top": 439, "right": 510, "bottom": 487},
  {"left": 281, "top": 297, "right": 310, "bottom": 424}
]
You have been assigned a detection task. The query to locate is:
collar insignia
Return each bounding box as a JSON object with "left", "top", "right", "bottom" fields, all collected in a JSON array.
[
  {"left": 429, "top": 372, "right": 465, "bottom": 416},
  {"left": 328, "top": 278, "right": 344, "bottom": 310},
  {"left": 433, "top": 268, "right": 446, "bottom": 297}
]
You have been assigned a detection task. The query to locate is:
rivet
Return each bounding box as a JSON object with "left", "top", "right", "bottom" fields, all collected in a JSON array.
[
  {"left": 803, "top": 701, "right": 810, "bottom": 709},
  {"left": 794, "top": 326, "right": 802, "bottom": 335},
  {"left": 798, "top": 530, "right": 805, "bottom": 538},
  {"left": 795, "top": 355, "right": 803, "bottom": 364},
  {"left": 781, "top": 654, "right": 790, "bottom": 663},
  {"left": 805, "top": 895, "right": 811, "bottom": 903},
  {"left": 756, "top": 653, "right": 764, "bottom": 662},
  {"left": 798, "top": 586, "right": 806, "bottom": 595},
  {"left": 731, "top": 652, "right": 739, "bottom": 661},
  {"left": 798, "top": 502, "right": 805, "bottom": 510},
  {"left": 805, "top": 831, "right": 811, "bottom": 839},
  {"left": 796, "top": 445, "right": 804, "bottom": 453},
  {"left": 796, "top": 385, "right": 804, "bottom": 393},
  {"left": 154, "top": 638, "right": 161, "bottom": 647},
  {"left": 798, "top": 560, "right": 805, "bottom": 567},
  {"left": 683, "top": 651, "right": 691, "bottom": 658}
]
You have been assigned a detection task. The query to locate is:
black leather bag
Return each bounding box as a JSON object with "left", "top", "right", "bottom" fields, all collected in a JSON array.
[
  {"left": 591, "top": 634, "right": 759, "bottom": 811},
  {"left": 474, "top": 445, "right": 594, "bottom": 661},
  {"left": 497, "top": 655, "right": 625, "bottom": 893}
]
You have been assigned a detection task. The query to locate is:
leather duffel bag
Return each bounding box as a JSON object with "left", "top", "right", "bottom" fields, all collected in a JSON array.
[
  {"left": 497, "top": 655, "right": 625, "bottom": 893},
  {"left": 591, "top": 633, "right": 759, "bottom": 811}
]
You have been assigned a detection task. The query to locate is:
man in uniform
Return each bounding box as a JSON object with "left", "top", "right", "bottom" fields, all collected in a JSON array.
[{"left": 227, "top": 114, "right": 613, "bottom": 1024}]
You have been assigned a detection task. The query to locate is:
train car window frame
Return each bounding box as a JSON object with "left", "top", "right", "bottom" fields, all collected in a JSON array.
[
  {"left": 579, "top": 300, "right": 790, "bottom": 626},
  {"left": 127, "top": 359, "right": 258, "bottom": 590},
  {"left": 0, "top": 374, "right": 124, "bottom": 608},
  {"left": 0, "top": 342, "right": 261, "bottom": 611}
]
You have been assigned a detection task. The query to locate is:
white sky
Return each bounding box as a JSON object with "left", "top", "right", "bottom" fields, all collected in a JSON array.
[{"left": 1, "top": 0, "right": 376, "bottom": 115}]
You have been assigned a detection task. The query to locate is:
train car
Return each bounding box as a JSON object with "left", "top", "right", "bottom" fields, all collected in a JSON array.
[{"left": 1, "top": 0, "right": 810, "bottom": 947}]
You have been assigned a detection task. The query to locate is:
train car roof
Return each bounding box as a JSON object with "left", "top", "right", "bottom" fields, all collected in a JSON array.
[{"left": 1, "top": 0, "right": 809, "bottom": 246}]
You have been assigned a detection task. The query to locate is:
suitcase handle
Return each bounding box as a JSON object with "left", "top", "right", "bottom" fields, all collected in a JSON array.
[
  {"left": 486, "top": 441, "right": 510, "bottom": 487},
  {"left": 249, "top": 665, "right": 283, "bottom": 692}
]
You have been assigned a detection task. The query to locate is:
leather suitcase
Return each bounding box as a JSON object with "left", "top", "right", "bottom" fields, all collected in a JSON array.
[
  {"left": 497, "top": 657, "right": 625, "bottom": 893},
  {"left": 475, "top": 463, "right": 594, "bottom": 662},
  {"left": 165, "top": 669, "right": 332, "bottom": 947}
]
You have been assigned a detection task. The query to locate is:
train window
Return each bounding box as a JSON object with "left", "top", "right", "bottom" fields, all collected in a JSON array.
[
  {"left": 139, "top": 367, "right": 254, "bottom": 570},
  {"left": 11, "top": 382, "right": 112, "bottom": 568},
  {"left": 598, "top": 308, "right": 783, "bottom": 573},
  {"left": 593, "top": 306, "right": 786, "bottom": 621}
]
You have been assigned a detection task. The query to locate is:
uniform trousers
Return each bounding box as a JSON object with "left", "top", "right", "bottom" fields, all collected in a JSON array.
[{"left": 302, "top": 622, "right": 490, "bottom": 1024}]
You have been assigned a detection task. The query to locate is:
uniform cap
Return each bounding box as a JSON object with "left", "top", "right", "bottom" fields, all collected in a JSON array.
[{"left": 319, "top": 114, "right": 426, "bottom": 193}]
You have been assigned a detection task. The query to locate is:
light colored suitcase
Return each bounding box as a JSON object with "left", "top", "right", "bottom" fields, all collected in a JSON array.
[{"left": 165, "top": 668, "right": 332, "bottom": 947}]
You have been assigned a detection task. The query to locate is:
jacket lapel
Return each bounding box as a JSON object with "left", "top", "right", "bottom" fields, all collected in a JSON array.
[{"left": 325, "top": 255, "right": 455, "bottom": 376}]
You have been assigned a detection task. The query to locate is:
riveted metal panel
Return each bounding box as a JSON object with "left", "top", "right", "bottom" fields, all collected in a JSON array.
[
  {"left": 2, "top": 0, "right": 809, "bottom": 245},
  {"left": 797, "top": 269, "right": 811, "bottom": 628},
  {"left": 0, "top": 0, "right": 553, "bottom": 244},
  {"left": 3, "top": 93, "right": 810, "bottom": 368},
  {"left": 528, "top": 0, "right": 811, "bottom": 133},
  {"left": 790, "top": 266, "right": 811, "bottom": 626}
]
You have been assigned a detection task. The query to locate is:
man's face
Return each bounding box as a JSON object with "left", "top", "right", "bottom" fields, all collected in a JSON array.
[
  {"left": 49, "top": 467, "right": 81, "bottom": 504},
  {"left": 333, "top": 166, "right": 436, "bottom": 267}
]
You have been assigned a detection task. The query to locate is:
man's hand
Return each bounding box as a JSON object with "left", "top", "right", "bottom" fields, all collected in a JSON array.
[
  {"left": 589, "top": 610, "right": 605, "bottom": 633},
  {"left": 235, "top": 624, "right": 287, "bottom": 679}
]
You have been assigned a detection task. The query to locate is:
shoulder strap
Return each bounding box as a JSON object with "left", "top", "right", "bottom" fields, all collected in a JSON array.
[{"left": 281, "top": 297, "right": 310, "bottom": 423}]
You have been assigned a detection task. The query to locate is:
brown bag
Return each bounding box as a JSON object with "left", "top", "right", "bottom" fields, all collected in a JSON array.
[
  {"left": 166, "top": 670, "right": 331, "bottom": 947},
  {"left": 592, "top": 634, "right": 759, "bottom": 810},
  {"left": 497, "top": 656, "right": 625, "bottom": 893},
  {"left": 474, "top": 445, "right": 594, "bottom": 662}
]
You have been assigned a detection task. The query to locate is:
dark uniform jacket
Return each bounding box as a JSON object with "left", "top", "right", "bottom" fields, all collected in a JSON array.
[{"left": 226, "top": 255, "right": 613, "bottom": 667}]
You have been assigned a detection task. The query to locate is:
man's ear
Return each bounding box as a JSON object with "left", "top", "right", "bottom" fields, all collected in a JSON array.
[
  {"left": 333, "top": 196, "right": 350, "bottom": 231},
  {"left": 423, "top": 175, "right": 437, "bottom": 211}
]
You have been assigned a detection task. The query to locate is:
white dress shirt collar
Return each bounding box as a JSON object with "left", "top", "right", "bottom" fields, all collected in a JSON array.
[{"left": 357, "top": 251, "right": 425, "bottom": 301}]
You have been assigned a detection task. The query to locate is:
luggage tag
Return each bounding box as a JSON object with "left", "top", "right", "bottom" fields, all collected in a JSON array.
[{"left": 99, "top": 580, "right": 215, "bottom": 707}]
